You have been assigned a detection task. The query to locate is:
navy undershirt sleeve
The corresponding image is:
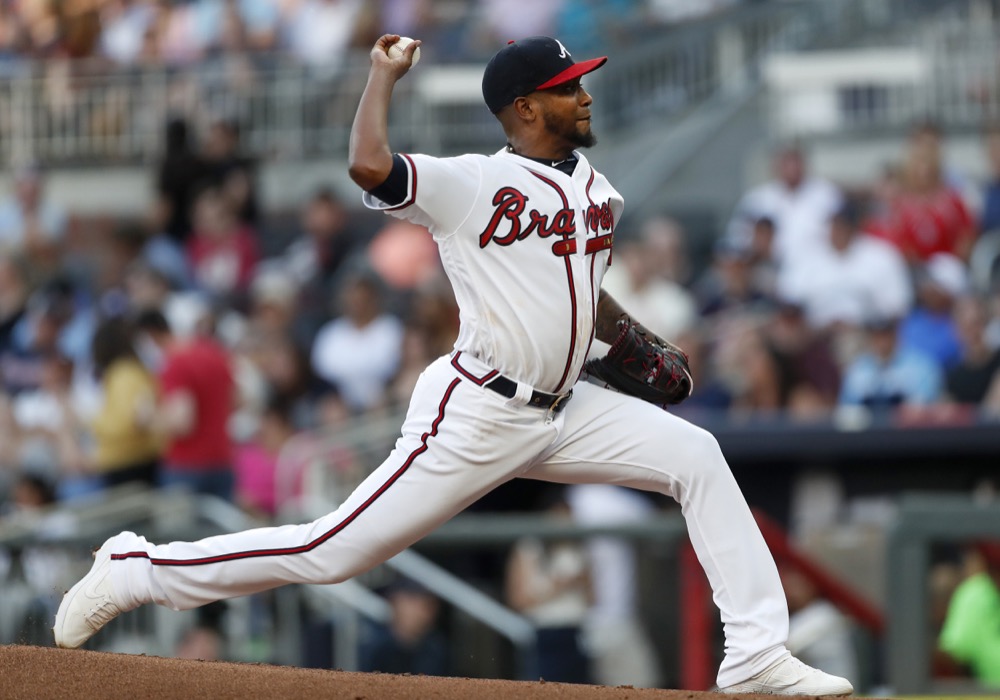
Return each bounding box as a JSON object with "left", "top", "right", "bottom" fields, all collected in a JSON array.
[{"left": 366, "top": 154, "right": 409, "bottom": 206}]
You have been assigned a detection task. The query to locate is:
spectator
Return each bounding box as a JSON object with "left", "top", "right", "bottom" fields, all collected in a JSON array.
[
  {"left": 359, "top": 577, "right": 449, "bottom": 676},
  {"left": 879, "top": 128, "right": 977, "bottom": 262},
  {"left": 725, "top": 327, "right": 783, "bottom": 415},
  {"left": 778, "top": 561, "right": 859, "bottom": 687},
  {"left": 0, "top": 256, "right": 30, "bottom": 365},
  {"left": 283, "top": 0, "right": 369, "bottom": 71},
  {"left": 152, "top": 1, "right": 205, "bottom": 65},
  {"left": 2, "top": 280, "right": 95, "bottom": 395},
  {"left": 938, "top": 542, "right": 1000, "bottom": 687},
  {"left": 155, "top": 117, "right": 209, "bottom": 245},
  {"left": 373, "top": 0, "right": 433, "bottom": 48},
  {"left": 154, "top": 117, "right": 208, "bottom": 246},
  {"left": 310, "top": 272, "right": 403, "bottom": 413},
  {"left": 981, "top": 123, "right": 1000, "bottom": 235},
  {"left": 202, "top": 118, "right": 259, "bottom": 226},
  {"left": 384, "top": 322, "right": 436, "bottom": 410},
  {"left": 193, "top": 0, "right": 280, "bottom": 54},
  {"left": 839, "top": 316, "right": 942, "bottom": 411},
  {"left": 478, "top": 0, "right": 564, "bottom": 45},
  {"left": 99, "top": 0, "right": 156, "bottom": 65},
  {"left": 765, "top": 302, "right": 841, "bottom": 419},
  {"left": 642, "top": 216, "right": 692, "bottom": 285},
  {"left": 135, "top": 308, "right": 235, "bottom": 500},
  {"left": 554, "top": 0, "right": 641, "bottom": 55},
  {"left": 671, "top": 326, "right": 732, "bottom": 414},
  {"left": 907, "top": 120, "right": 978, "bottom": 211},
  {"left": 600, "top": 223, "right": 697, "bottom": 341},
  {"left": 945, "top": 295, "right": 1000, "bottom": 410},
  {"left": 367, "top": 219, "right": 441, "bottom": 293},
  {"left": 0, "top": 391, "right": 18, "bottom": 470},
  {"left": 0, "top": 11, "right": 29, "bottom": 66},
  {"left": 860, "top": 162, "right": 903, "bottom": 243},
  {"left": 175, "top": 601, "right": 226, "bottom": 661},
  {"left": 122, "top": 260, "right": 180, "bottom": 316},
  {"left": 0, "top": 164, "right": 68, "bottom": 274},
  {"left": 567, "top": 484, "right": 663, "bottom": 689},
  {"left": 10, "top": 352, "right": 88, "bottom": 487},
  {"left": 506, "top": 486, "right": 592, "bottom": 684},
  {"left": 747, "top": 215, "right": 779, "bottom": 299},
  {"left": 696, "top": 237, "right": 772, "bottom": 318},
  {"left": 234, "top": 394, "right": 297, "bottom": 520},
  {"left": 88, "top": 316, "right": 161, "bottom": 488},
  {"left": 898, "top": 253, "right": 968, "bottom": 370},
  {"left": 407, "top": 273, "right": 460, "bottom": 359},
  {"left": 777, "top": 204, "right": 912, "bottom": 331},
  {"left": 0, "top": 471, "right": 77, "bottom": 645},
  {"left": 245, "top": 265, "right": 299, "bottom": 338},
  {"left": 727, "top": 144, "right": 843, "bottom": 268},
  {"left": 282, "top": 187, "right": 364, "bottom": 348},
  {"left": 186, "top": 183, "right": 260, "bottom": 304}
]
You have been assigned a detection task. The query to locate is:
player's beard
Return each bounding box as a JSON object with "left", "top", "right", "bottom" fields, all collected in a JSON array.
[{"left": 543, "top": 110, "right": 597, "bottom": 149}]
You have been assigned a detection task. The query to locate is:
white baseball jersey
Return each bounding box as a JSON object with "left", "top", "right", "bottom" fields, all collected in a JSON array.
[
  {"left": 106, "top": 148, "right": 792, "bottom": 689},
  {"left": 364, "top": 148, "right": 622, "bottom": 394}
]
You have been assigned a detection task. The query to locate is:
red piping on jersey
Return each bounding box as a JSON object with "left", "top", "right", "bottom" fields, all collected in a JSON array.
[
  {"left": 584, "top": 252, "right": 598, "bottom": 366},
  {"left": 580, "top": 165, "right": 602, "bottom": 374},
  {"left": 110, "top": 379, "right": 462, "bottom": 567},
  {"left": 386, "top": 154, "right": 418, "bottom": 211},
  {"left": 528, "top": 169, "right": 577, "bottom": 393},
  {"left": 450, "top": 352, "right": 499, "bottom": 385}
]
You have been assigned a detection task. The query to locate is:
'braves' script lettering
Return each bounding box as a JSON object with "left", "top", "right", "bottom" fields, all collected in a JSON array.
[
  {"left": 584, "top": 199, "right": 615, "bottom": 234},
  {"left": 480, "top": 187, "right": 577, "bottom": 249}
]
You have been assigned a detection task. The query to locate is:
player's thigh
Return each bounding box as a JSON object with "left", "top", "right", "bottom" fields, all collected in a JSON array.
[
  {"left": 524, "top": 381, "right": 728, "bottom": 498},
  {"left": 326, "top": 357, "right": 553, "bottom": 554}
]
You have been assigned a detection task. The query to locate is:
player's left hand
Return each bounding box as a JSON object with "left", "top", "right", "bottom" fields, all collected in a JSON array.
[{"left": 584, "top": 319, "right": 694, "bottom": 406}]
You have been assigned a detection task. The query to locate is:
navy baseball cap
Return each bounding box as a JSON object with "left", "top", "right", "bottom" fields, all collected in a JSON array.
[{"left": 482, "top": 36, "right": 607, "bottom": 114}]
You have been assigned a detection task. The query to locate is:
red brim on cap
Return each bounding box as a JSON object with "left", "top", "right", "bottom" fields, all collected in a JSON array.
[{"left": 535, "top": 56, "right": 608, "bottom": 91}]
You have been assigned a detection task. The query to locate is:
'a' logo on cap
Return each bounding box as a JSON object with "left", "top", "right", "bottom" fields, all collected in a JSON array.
[{"left": 555, "top": 40, "right": 571, "bottom": 59}]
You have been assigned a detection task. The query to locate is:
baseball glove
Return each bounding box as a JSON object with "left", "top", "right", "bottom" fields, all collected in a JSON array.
[{"left": 585, "top": 319, "right": 693, "bottom": 405}]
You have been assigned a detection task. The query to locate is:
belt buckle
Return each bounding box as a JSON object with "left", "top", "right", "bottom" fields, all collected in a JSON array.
[{"left": 549, "top": 390, "right": 572, "bottom": 413}]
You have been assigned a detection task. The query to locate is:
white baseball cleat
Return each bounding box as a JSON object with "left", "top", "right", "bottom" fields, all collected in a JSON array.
[
  {"left": 53, "top": 531, "right": 140, "bottom": 649},
  {"left": 719, "top": 654, "right": 854, "bottom": 696}
]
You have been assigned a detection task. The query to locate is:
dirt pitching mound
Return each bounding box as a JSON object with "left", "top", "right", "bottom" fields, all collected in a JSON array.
[{"left": 0, "top": 644, "right": 840, "bottom": 699}]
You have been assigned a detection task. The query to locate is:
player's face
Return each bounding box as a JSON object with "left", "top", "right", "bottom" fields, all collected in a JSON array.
[{"left": 537, "top": 78, "right": 597, "bottom": 149}]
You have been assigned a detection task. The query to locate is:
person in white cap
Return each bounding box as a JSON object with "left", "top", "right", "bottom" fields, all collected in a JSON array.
[{"left": 898, "top": 252, "right": 969, "bottom": 369}]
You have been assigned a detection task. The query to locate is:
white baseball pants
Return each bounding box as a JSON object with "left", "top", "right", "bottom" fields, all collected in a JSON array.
[{"left": 111, "top": 352, "right": 789, "bottom": 686}]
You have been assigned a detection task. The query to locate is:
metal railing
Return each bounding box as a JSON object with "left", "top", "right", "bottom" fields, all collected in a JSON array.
[
  {"left": 886, "top": 494, "right": 1000, "bottom": 695},
  {"left": 0, "top": 485, "right": 689, "bottom": 681},
  {"left": 0, "top": 3, "right": 839, "bottom": 167},
  {"left": 766, "top": 8, "right": 1000, "bottom": 138}
]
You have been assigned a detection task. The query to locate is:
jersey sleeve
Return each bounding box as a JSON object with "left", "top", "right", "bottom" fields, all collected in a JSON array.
[{"left": 362, "top": 153, "right": 482, "bottom": 238}]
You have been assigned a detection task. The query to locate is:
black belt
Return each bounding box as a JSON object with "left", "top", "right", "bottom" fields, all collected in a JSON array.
[{"left": 485, "top": 375, "right": 572, "bottom": 412}]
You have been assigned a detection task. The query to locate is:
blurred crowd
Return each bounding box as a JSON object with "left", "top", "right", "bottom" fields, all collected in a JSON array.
[
  {"left": 2, "top": 114, "right": 1000, "bottom": 517},
  {"left": 0, "top": 0, "right": 741, "bottom": 69},
  {"left": 670, "top": 121, "right": 1000, "bottom": 425},
  {"left": 0, "top": 9, "right": 998, "bottom": 681}
]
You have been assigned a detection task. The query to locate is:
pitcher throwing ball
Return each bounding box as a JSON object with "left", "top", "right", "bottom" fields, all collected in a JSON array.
[{"left": 55, "top": 34, "right": 852, "bottom": 696}]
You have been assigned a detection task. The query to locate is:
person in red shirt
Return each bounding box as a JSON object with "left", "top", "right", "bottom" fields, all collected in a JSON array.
[
  {"left": 186, "top": 184, "right": 259, "bottom": 304},
  {"left": 135, "top": 308, "right": 235, "bottom": 500},
  {"left": 873, "top": 127, "right": 977, "bottom": 262}
]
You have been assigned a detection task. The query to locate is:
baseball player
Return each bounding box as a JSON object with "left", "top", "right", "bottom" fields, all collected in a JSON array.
[{"left": 55, "top": 35, "right": 852, "bottom": 696}]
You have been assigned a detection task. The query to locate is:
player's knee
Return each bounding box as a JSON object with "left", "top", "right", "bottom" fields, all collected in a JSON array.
[{"left": 687, "top": 427, "right": 728, "bottom": 476}]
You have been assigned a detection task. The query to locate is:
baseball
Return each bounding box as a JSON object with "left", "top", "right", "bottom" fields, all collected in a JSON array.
[{"left": 388, "top": 36, "right": 420, "bottom": 66}]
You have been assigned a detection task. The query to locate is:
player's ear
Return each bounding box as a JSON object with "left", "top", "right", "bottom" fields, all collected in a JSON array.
[{"left": 511, "top": 96, "right": 537, "bottom": 123}]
